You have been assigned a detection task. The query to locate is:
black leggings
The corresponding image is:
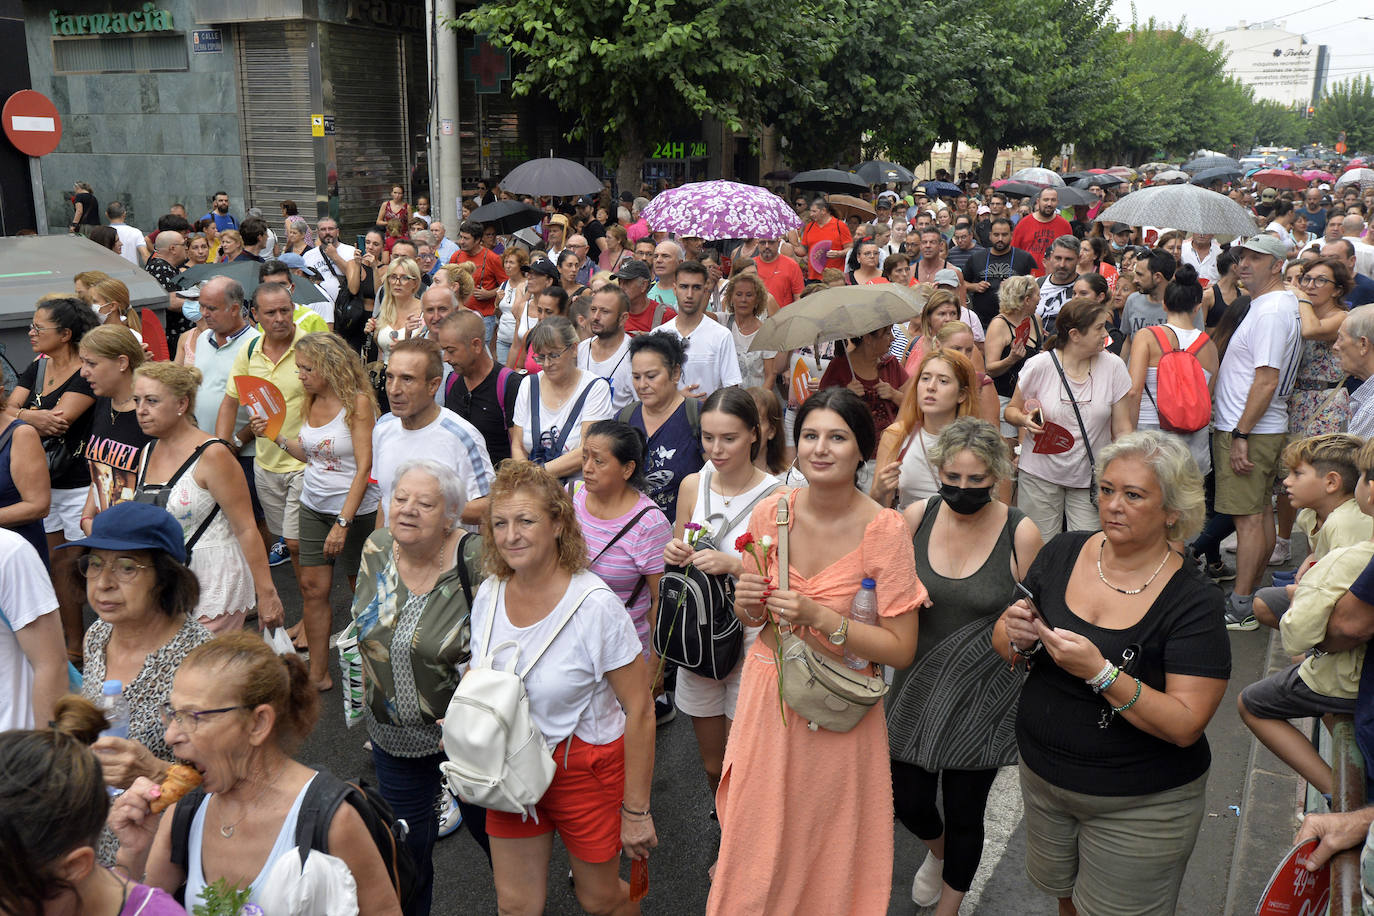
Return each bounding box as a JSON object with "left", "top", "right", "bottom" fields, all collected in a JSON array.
[{"left": 891, "top": 760, "right": 999, "bottom": 893}]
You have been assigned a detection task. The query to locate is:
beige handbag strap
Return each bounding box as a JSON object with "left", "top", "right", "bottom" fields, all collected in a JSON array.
[{"left": 775, "top": 495, "right": 790, "bottom": 592}]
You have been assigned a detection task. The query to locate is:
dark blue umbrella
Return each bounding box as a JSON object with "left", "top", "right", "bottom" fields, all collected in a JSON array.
[
  {"left": 919, "top": 180, "right": 963, "bottom": 198},
  {"left": 1191, "top": 167, "right": 1242, "bottom": 186}
]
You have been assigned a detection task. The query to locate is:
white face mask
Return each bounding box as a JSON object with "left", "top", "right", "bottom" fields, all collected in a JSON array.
[{"left": 90, "top": 303, "right": 104, "bottom": 320}]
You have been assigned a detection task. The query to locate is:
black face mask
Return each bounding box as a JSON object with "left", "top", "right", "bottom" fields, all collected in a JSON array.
[{"left": 939, "top": 482, "right": 994, "bottom": 515}]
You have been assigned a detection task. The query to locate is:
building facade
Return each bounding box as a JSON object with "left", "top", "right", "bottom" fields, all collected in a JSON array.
[{"left": 1206, "top": 21, "right": 1329, "bottom": 111}]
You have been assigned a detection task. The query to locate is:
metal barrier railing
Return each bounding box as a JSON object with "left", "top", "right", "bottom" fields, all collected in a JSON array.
[{"left": 1329, "top": 715, "right": 1364, "bottom": 916}]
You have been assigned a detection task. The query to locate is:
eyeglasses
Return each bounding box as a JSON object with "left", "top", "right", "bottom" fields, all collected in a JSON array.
[
  {"left": 531, "top": 343, "right": 575, "bottom": 365},
  {"left": 29, "top": 323, "right": 59, "bottom": 333},
  {"left": 77, "top": 554, "right": 151, "bottom": 582},
  {"left": 161, "top": 702, "right": 251, "bottom": 732},
  {"left": 1298, "top": 275, "right": 1334, "bottom": 288}
]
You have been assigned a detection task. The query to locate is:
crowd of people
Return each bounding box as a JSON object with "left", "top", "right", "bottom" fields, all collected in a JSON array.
[{"left": 6, "top": 168, "right": 1374, "bottom": 915}]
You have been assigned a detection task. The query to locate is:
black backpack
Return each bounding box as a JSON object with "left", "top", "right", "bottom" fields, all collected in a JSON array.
[
  {"left": 169, "top": 768, "right": 418, "bottom": 909},
  {"left": 653, "top": 474, "right": 782, "bottom": 679}
]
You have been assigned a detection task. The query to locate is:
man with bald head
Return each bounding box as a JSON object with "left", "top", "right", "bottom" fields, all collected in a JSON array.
[
  {"left": 420, "top": 285, "right": 460, "bottom": 402},
  {"left": 567, "top": 234, "right": 595, "bottom": 285},
  {"left": 144, "top": 230, "right": 193, "bottom": 348},
  {"left": 430, "top": 220, "right": 459, "bottom": 263},
  {"left": 649, "top": 239, "right": 683, "bottom": 308},
  {"left": 436, "top": 309, "right": 516, "bottom": 463},
  {"left": 1340, "top": 215, "right": 1374, "bottom": 279}
]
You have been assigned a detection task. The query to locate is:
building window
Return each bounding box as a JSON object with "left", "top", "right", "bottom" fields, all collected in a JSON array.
[{"left": 53, "top": 35, "right": 188, "bottom": 74}]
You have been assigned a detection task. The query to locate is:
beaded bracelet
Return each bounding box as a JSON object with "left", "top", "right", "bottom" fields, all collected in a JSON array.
[
  {"left": 1092, "top": 666, "right": 1121, "bottom": 695},
  {"left": 1085, "top": 660, "right": 1114, "bottom": 690},
  {"left": 1111, "top": 677, "right": 1143, "bottom": 713}
]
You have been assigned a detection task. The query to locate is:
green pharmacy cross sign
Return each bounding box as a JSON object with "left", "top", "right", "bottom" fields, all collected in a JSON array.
[
  {"left": 50, "top": 3, "right": 174, "bottom": 35},
  {"left": 464, "top": 37, "right": 510, "bottom": 95}
]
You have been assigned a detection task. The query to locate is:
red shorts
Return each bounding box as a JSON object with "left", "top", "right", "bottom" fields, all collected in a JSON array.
[{"left": 485, "top": 734, "right": 625, "bottom": 863}]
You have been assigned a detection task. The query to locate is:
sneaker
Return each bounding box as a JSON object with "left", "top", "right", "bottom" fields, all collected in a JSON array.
[
  {"left": 1269, "top": 538, "right": 1291, "bottom": 566},
  {"left": 911, "top": 851, "right": 944, "bottom": 906},
  {"left": 655, "top": 695, "right": 676, "bottom": 726},
  {"left": 1204, "top": 560, "right": 1236, "bottom": 583},
  {"left": 1221, "top": 532, "right": 1238, "bottom": 554},
  {"left": 437, "top": 788, "right": 463, "bottom": 838},
  {"left": 268, "top": 538, "right": 290, "bottom": 567},
  {"left": 1224, "top": 593, "right": 1258, "bottom": 631}
]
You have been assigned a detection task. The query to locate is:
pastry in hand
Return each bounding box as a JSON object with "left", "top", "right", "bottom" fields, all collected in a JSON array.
[{"left": 149, "top": 764, "right": 202, "bottom": 814}]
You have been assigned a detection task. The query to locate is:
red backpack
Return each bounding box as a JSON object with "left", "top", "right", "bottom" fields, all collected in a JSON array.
[{"left": 1146, "top": 325, "right": 1211, "bottom": 433}]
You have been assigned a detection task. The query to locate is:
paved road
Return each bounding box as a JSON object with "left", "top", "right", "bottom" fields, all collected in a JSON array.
[{"left": 281, "top": 563, "right": 1277, "bottom": 916}]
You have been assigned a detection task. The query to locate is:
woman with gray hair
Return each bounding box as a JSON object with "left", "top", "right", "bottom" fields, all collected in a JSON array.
[
  {"left": 890, "top": 417, "right": 1043, "bottom": 912},
  {"left": 993, "top": 430, "right": 1229, "bottom": 916},
  {"left": 348, "top": 458, "right": 490, "bottom": 911},
  {"left": 510, "top": 315, "right": 613, "bottom": 481}
]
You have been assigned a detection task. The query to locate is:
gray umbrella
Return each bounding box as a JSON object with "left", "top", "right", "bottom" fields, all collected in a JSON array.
[
  {"left": 750, "top": 284, "right": 927, "bottom": 352},
  {"left": 500, "top": 157, "right": 602, "bottom": 197},
  {"left": 1182, "top": 154, "right": 1242, "bottom": 174},
  {"left": 176, "top": 260, "right": 326, "bottom": 304},
  {"left": 1152, "top": 169, "right": 1191, "bottom": 184},
  {"left": 1092, "top": 185, "right": 1259, "bottom": 237},
  {"left": 791, "top": 169, "right": 869, "bottom": 194},
  {"left": 854, "top": 160, "right": 915, "bottom": 185},
  {"left": 1068, "top": 173, "right": 1124, "bottom": 189},
  {"left": 1191, "top": 166, "right": 1242, "bottom": 186}
]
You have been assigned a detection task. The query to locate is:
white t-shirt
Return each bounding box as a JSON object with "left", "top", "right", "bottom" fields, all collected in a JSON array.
[
  {"left": 302, "top": 243, "right": 357, "bottom": 305},
  {"left": 0, "top": 530, "right": 60, "bottom": 732},
  {"left": 514, "top": 369, "right": 614, "bottom": 459},
  {"left": 1181, "top": 240, "right": 1220, "bottom": 285},
  {"left": 1266, "top": 221, "right": 1295, "bottom": 253},
  {"left": 1346, "top": 237, "right": 1374, "bottom": 280},
  {"left": 370, "top": 407, "right": 495, "bottom": 524},
  {"left": 576, "top": 336, "right": 635, "bottom": 411},
  {"left": 1016, "top": 350, "right": 1133, "bottom": 488},
  {"left": 1035, "top": 277, "right": 1077, "bottom": 334},
  {"left": 469, "top": 572, "right": 641, "bottom": 747},
  {"left": 1212, "top": 289, "right": 1303, "bottom": 434},
  {"left": 653, "top": 315, "right": 743, "bottom": 395},
  {"left": 111, "top": 223, "right": 145, "bottom": 265}
]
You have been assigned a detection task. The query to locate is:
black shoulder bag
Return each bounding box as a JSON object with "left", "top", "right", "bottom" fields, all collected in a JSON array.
[{"left": 1049, "top": 350, "right": 1098, "bottom": 507}]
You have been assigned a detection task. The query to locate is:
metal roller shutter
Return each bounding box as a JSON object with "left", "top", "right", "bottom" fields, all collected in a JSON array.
[
  {"left": 325, "top": 25, "right": 410, "bottom": 234},
  {"left": 235, "top": 22, "right": 316, "bottom": 216}
]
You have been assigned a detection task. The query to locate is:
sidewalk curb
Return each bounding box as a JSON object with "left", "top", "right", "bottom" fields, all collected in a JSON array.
[{"left": 1223, "top": 628, "right": 1307, "bottom": 916}]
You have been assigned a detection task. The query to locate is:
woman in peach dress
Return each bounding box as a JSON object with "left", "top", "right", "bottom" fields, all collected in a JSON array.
[{"left": 710, "top": 388, "right": 926, "bottom": 916}]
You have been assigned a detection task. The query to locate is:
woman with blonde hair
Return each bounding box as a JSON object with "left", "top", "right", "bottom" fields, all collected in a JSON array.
[
  {"left": 217, "top": 229, "right": 244, "bottom": 263},
  {"left": 984, "top": 273, "right": 1044, "bottom": 444},
  {"left": 433, "top": 260, "right": 477, "bottom": 303},
  {"left": 599, "top": 224, "right": 632, "bottom": 273},
  {"left": 871, "top": 349, "right": 980, "bottom": 509},
  {"left": 77, "top": 325, "right": 150, "bottom": 524},
  {"left": 473, "top": 460, "right": 656, "bottom": 915},
  {"left": 130, "top": 361, "right": 285, "bottom": 633},
  {"left": 268, "top": 333, "right": 380, "bottom": 690},
  {"left": 88, "top": 277, "right": 144, "bottom": 336},
  {"left": 366, "top": 256, "right": 425, "bottom": 361},
  {"left": 722, "top": 270, "right": 778, "bottom": 390},
  {"left": 901, "top": 287, "right": 962, "bottom": 369}
]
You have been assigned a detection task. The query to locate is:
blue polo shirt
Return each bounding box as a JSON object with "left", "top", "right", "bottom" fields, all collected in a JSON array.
[{"left": 202, "top": 211, "right": 238, "bottom": 232}]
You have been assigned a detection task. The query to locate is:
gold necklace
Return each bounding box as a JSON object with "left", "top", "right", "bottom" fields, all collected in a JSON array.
[
  {"left": 218, "top": 761, "right": 285, "bottom": 838},
  {"left": 1096, "top": 537, "right": 1172, "bottom": 596}
]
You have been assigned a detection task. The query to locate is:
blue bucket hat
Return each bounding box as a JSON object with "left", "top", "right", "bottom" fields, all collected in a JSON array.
[{"left": 57, "top": 501, "right": 187, "bottom": 564}]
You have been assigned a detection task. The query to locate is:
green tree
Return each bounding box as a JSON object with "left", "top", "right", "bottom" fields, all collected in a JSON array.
[
  {"left": 455, "top": 0, "right": 835, "bottom": 192},
  {"left": 1314, "top": 77, "right": 1374, "bottom": 153},
  {"left": 1248, "top": 99, "right": 1306, "bottom": 148}
]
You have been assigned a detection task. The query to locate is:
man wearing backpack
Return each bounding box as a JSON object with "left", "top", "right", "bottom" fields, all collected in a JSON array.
[
  {"left": 616, "top": 258, "right": 675, "bottom": 336},
  {"left": 1213, "top": 237, "right": 1305, "bottom": 630},
  {"left": 437, "top": 310, "right": 519, "bottom": 465}
]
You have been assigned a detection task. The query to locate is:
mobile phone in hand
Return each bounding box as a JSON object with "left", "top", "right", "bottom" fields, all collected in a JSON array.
[
  {"left": 1029, "top": 407, "right": 1044, "bottom": 427},
  {"left": 1014, "top": 580, "right": 1040, "bottom": 621}
]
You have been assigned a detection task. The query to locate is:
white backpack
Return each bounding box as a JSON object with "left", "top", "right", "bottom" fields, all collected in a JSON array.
[{"left": 440, "top": 582, "right": 603, "bottom": 818}]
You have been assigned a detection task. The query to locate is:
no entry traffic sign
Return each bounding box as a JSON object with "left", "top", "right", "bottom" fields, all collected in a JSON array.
[{"left": 3, "top": 90, "right": 63, "bottom": 157}]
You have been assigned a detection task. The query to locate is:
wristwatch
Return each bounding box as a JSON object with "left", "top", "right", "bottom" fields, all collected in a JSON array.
[
  {"left": 827, "top": 617, "right": 850, "bottom": 646},
  {"left": 1232, "top": 430, "right": 1250, "bottom": 440},
  {"left": 335, "top": 516, "right": 351, "bottom": 528}
]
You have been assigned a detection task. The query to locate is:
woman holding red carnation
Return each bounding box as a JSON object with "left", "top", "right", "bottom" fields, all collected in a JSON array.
[{"left": 710, "top": 388, "right": 926, "bottom": 916}]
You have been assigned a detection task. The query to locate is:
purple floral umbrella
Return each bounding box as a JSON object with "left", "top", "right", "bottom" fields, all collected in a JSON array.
[{"left": 640, "top": 181, "right": 802, "bottom": 240}]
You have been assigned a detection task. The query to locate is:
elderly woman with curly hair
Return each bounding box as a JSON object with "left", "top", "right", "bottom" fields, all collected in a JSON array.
[{"left": 994, "top": 430, "right": 1229, "bottom": 916}]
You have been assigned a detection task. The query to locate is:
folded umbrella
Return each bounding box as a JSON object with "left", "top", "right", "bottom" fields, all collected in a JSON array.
[{"left": 750, "top": 284, "right": 927, "bottom": 352}]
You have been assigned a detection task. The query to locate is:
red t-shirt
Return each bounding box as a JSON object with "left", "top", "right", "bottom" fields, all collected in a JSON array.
[
  {"left": 449, "top": 247, "right": 508, "bottom": 316},
  {"left": 802, "top": 218, "right": 853, "bottom": 281},
  {"left": 754, "top": 255, "right": 805, "bottom": 307},
  {"left": 818, "top": 352, "right": 909, "bottom": 438},
  {"left": 624, "top": 300, "right": 677, "bottom": 336},
  {"left": 1010, "top": 214, "right": 1073, "bottom": 277}
]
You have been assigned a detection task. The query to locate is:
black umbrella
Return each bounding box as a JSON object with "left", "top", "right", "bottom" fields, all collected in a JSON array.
[
  {"left": 996, "top": 181, "right": 1043, "bottom": 198},
  {"left": 1068, "top": 173, "right": 1124, "bottom": 189},
  {"left": 176, "top": 260, "right": 326, "bottom": 305},
  {"left": 762, "top": 169, "right": 798, "bottom": 182},
  {"left": 470, "top": 200, "right": 544, "bottom": 234},
  {"left": 854, "top": 160, "right": 914, "bottom": 185},
  {"left": 791, "top": 169, "right": 869, "bottom": 194},
  {"left": 1182, "top": 154, "right": 1241, "bottom": 174},
  {"left": 1190, "top": 166, "right": 1242, "bottom": 186},
  {"left": 500, "top": 157, "right": 602, "bottom": 197},
  {"left": 1054, "top": 186, "right": 1096, "bottom": 207}
]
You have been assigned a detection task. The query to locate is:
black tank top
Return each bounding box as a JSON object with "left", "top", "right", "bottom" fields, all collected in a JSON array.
[{"left": 991, "top": 314, "right": 1042, "bottom": 398}]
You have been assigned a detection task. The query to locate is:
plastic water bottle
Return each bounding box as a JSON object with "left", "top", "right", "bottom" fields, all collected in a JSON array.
[
  {"left": 97, "top": 680, "right": 130, "bottom": 740},
  {"left": 844, "top": 579, "right": 878, "bottom": 670}
]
